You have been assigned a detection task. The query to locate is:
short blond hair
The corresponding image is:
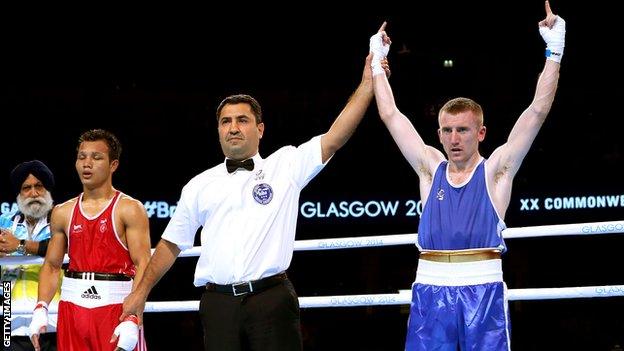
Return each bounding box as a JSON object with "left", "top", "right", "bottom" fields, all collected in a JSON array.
[{"left": 439, "top": 97, "right": 484, "bottom": 126}]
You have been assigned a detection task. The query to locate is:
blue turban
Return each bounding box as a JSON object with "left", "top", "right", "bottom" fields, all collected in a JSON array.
[{"left": 10, "top": 160, "right": 55, "bottom": 195}]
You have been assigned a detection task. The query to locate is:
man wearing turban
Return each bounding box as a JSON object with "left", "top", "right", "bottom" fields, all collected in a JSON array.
[{"left": 1, "top": 160, "right": 60, "bottom": 351}]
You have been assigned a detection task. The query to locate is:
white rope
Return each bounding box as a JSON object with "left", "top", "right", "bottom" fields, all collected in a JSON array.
[
  {"left": 503, "top": 220, "right": 624, "bottom": 239},
  {"left": 2, "top": 220, "right": 622, "bottom": 264},
  {"left": 7, "top": 285, "right": 624, "bottom": 314},
  {"left": 294, "top": 234, "right": 416, "bottom": 252}
]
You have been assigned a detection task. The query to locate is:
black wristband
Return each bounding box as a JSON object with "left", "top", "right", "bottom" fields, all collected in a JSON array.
[{"left": 37, "top": 238, "right": 50, "bottom": 257}]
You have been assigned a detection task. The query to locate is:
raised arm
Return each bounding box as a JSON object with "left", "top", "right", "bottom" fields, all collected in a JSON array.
[
  {"left": 320, "top": 23, "right": 391, "bottom": 163},
  {"left": 372, "top": 23, "right": 445, "bottom": 182},
  {"left": 489, "top": 1, "right": 565, "bottom": 180},
  {"left": 486, "top": 1, "right": 565, "bottom": 217}
]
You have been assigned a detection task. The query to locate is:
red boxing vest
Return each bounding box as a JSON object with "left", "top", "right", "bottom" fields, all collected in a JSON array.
[{"left": 67, "top": 191, "right": 136, "bottom": 276}]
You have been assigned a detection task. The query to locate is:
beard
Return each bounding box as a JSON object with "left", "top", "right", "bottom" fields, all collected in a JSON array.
[{"left": 17, "top": 191, "right": 54, "bottom": 220}]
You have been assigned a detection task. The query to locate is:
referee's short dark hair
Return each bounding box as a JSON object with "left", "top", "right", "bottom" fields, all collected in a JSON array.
[{"left": 216, "top": 94, "right": 263, "bottom": 124}]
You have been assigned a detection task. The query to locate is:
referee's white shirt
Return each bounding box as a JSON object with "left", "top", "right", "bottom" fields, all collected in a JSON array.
[{"left": 162, "top": 135, "right": 328, "bottom": 286}]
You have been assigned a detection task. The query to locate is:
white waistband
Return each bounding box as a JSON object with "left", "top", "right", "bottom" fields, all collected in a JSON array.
[
  {"left": 60, "top": 276, "right": 133, "bottom": 308},
  {"left": 415, "top": 259, "right": 503, "bottom": 286}
]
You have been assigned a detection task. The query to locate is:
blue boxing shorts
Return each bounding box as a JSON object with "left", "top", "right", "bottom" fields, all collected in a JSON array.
[{"left": 405, "top": 259, "right": 511, "bottom": 351}]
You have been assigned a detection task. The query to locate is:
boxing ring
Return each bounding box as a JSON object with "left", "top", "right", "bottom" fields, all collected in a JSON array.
[{"left": 3, "top": 219, "right": 624, "bottom": 314}]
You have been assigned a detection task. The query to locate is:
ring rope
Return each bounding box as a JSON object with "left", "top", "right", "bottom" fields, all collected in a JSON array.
[
  {"left": 3, "top": 219, "right": 623, "bottom": 315},
  {"left": 1, "top": 220, "right": 622, "bottom": 264},
  {"left": 6, "top": 285, "right": 624, "bottom": 314}
]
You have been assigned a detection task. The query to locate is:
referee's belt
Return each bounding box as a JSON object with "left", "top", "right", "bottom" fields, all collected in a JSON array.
[
  {"left": 420, "top": 249, "right": 501, "bottom": 263},
  {"left": 205, "top": 273, "right": 288, "bottom": 296},
  {"left": 64, "top": 271, "right": 133, "bottom": 281}
]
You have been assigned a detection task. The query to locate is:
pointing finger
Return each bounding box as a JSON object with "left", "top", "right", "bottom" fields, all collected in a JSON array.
[
  {"left": 545, "top": 0, "right": 553, "bottom": 16},
  {"left": 378, "top": 21, "right": 387, "bottom": 33}
]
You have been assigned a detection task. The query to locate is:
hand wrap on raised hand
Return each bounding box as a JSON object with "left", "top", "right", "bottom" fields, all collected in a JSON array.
[
  {"left": 370, "top": 32, "right": 390, "bottom": 76},
  {"left": 539, "top": 15, "right": 566, "bottom": 63}
]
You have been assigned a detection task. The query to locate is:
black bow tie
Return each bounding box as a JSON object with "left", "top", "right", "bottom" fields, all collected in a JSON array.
[{"left": 226, "top": 158, "right": 254, "bottom": 173}]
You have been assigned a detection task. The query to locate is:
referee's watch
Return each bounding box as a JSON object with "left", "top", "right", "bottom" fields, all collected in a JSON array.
[{"left": 16, "top": 239, "right": 26, "bottom": 255}]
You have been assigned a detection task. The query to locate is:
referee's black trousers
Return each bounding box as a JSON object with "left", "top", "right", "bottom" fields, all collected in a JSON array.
[{"left": 199, "top": 278, "right": 302, "bottom": 351}]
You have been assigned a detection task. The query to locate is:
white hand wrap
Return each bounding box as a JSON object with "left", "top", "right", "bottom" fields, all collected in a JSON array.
[
  {"left": 539, "top": 15, "right": 566, "bottom": 63},
  {"left": 29, "top": 301, "right": 48, "bottom": 337},
  {"left": 369, "top": 32, "right": 389, "bottom": 76},
  {"left": 113, "top": 315, "right": 139, "bottom": 351}
]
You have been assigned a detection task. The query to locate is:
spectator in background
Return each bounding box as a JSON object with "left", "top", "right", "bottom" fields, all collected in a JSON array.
[{"left": 1, "top": 160, "right": 60, "bottom": 351}]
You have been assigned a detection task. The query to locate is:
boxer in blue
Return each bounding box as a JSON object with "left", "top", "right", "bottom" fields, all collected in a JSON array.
[{"left": 369, "top": 2, "right": 566, "bottom": 349}]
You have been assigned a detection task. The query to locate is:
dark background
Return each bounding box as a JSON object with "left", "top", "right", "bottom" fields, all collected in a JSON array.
[{"left": 1, "top": 2, "right": 623, "bottom": 350}]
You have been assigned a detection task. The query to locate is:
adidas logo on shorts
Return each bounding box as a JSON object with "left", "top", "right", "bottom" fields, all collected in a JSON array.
[{"left": 81, "top": 285, "right": 102, "bottom": 300}]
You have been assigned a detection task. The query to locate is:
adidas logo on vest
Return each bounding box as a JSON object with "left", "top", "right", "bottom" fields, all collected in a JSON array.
[{"left": 81, "top": 285, "right": 102, "bottom": 300}]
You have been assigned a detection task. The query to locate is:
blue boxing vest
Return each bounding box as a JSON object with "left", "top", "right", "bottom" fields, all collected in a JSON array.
[{"left": 417, "top": 159, "right": 507, "bottom": 252}]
